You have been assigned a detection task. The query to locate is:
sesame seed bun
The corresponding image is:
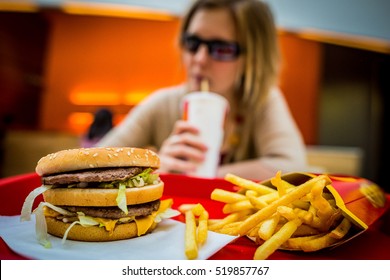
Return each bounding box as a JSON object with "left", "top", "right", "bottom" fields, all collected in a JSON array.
[{"left": 35, "top": 147, "right": 160, "bottom": 176}]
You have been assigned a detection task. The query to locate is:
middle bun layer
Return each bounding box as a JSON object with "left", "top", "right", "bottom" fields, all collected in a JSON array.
[{"left": 43, "top": 182, "right": 164, "bottom": 207}]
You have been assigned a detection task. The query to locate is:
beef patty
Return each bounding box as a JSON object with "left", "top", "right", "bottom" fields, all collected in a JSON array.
[
  {"left": 62, "top": 199, "right": 160, "bottom": 219},
  {"left": 43, "top": 167, "right": 144, "bottom": 185}
]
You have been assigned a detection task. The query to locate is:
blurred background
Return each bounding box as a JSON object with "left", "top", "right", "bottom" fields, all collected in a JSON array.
[{"left": 1, "top": 0, "right": 389, "bottom": 190}]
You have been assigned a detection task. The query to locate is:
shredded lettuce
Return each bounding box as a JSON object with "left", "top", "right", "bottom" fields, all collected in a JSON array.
[
  {"left": 78, "top": 214, "right": 100, "bottom": 226},
  {"left": 101, "top": 168, "right": 159, "bottom": 214},
  {"left": 133, "top": 168, "right": 159, "bottom": 185},
  {"left": 154, "top": 208, "right": 181, "bottom": 223},
  {"left": 20, "top": 185, "right": 53, "bottom": 222},
  {"left": 98, "top": 168, "right": 159, "bottom": 189},
  {"left": 116, "top": 182, "right": 128, "bottom": 214},
  {"left": 153, "top": 198, "right": 180, "bottom": 223}
]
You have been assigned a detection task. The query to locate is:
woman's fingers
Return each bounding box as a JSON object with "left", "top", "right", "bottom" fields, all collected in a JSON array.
[{"left": 158, "top": 121, "right": 208, "bottom": 174}]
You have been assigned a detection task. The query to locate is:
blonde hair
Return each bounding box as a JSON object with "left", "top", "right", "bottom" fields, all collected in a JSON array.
[{"left": 180, "top": 0, "right": 280, "bottom": 112}]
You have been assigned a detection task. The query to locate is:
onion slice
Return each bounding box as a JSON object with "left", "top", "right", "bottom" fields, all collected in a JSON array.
[{"left": 20, "top": 185, "right": 52, "bottom": 222}]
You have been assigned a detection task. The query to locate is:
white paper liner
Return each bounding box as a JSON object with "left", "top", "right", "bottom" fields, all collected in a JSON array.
[{"left": 0, "top": 215, "right": 237, "bottom": 260}]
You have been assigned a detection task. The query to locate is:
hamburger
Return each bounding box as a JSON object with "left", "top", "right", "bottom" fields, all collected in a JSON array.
[{"left": 21, "top": 147, "right": 177, "bottom": 246}]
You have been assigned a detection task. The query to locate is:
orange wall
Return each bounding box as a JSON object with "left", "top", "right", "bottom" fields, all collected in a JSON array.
[{"left": 40, "top": 12, "right": 185, "bottom": 134}]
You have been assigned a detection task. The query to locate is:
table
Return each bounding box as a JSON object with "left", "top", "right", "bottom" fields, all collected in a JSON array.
[{"left": 1, "top": 172, "right": 389, "bottom": 260}]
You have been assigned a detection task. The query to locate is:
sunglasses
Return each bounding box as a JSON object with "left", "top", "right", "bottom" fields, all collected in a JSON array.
[{"left": 181, "top": 33, "right": 242, "bottom": 61}]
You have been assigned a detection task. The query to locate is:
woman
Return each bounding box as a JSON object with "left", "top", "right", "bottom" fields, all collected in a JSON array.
[{"left": 97, "top": 0, "right": 307, "bottom": 180}]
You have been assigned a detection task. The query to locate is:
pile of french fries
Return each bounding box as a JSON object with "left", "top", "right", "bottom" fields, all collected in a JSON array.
[
  {"left": 181, "top": 171, "right": 354, "bottom": 260},
  {"left": 209, "top": 171, "right": 352, "bottom": 259}
]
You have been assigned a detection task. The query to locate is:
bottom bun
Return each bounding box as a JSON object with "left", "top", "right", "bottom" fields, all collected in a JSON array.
[{"left": 46, "top": 217, "right": 157, "bottom": 242}]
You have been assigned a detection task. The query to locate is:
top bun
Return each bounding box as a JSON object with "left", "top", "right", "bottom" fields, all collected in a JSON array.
[{"left": 36, "top": 147, "right": 160, "bottom": 176}]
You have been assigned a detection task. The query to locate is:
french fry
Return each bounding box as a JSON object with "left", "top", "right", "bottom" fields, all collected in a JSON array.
[
  {"left": 191, "top": 204, "right": 209, "bottom": 245},
  {"left": 217, "top": 223, "right": 243, "bottom": 235},
  {"left": 208, "top": 210, "right": 251, "bottom": 231},
  {"left": 329, "top": 217, "right": 351, "bottom": 239},
  {"left": 277, "top": 206, "right": 297, "bottom": 221},
  {"left": 295, "top": 217, "right": 349, "bottom": 252},
  {"left": 178, "top": 204, "right": 197, "bottom": 213},
  {"left": 283, "top": 233, "right": 326, "bottom": 250},
  {"left": 299, "top": 233, "right": 338, "bottom": 252},
  {"left": 185, "top": 210, "right": 198, "bottom": 259},
  {"left": 247, "top": 192, "right": 279, "bottom": 208},
  {"left": 247, "top": 225, "right": 261, "bottom": 237},
  {"left": 184, "top": 203, "right": 212, "bottom": 259},
  {"left": 258, "top": 213, "right": 280, "bottom": 240},
  {"left": 225, "top": 173, "right": 276, "bottom": 195},
  {"left": 309, "top": 180, "right": 335, "bottom": 220},
  {"left": 211, "top": 189, "right": 247, "bottom": 203},
  {"left": 291, "top": 224, "right": 321, "bottom": 237},
  {"left": 254, "top": 218, "right": 303, "bottom": 260},
  {"left": 222, "top": 199, "right": 254, "bottom": 214},
  {"left": 271, "top": 170, "right": 290, "bottom": 197},
  {"left": 293, "top": 207, "right": 314, "bottom": 224},
  {"left": 291, "top": 200, "right": 310, "bottom": 210}
]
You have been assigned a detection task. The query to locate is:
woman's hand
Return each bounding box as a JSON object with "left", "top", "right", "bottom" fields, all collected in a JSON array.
[{"left": 158, "top": 120, "right": 208, "bottom": 174}]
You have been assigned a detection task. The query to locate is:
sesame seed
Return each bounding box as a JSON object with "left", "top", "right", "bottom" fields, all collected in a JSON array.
[{"left": 93, "top": 153, "right": 98, "bottom": 157}]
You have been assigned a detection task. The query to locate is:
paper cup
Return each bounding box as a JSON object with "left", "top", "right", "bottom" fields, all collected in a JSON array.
[{"left": 182, "top": 92, "right": 229, "bottom": 178}]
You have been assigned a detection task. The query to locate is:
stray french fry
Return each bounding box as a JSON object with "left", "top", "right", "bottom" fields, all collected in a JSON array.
[
  {"left": 185, "top": 211, "right": 198, "bottom": 259},
  {"left": 191, "top": 204, "right": 209, "bottom": 245}
]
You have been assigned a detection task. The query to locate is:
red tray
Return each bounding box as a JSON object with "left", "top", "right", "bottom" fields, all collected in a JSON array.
[{"left": 1, "top": 172, "right": 389, "bottom": 260}]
